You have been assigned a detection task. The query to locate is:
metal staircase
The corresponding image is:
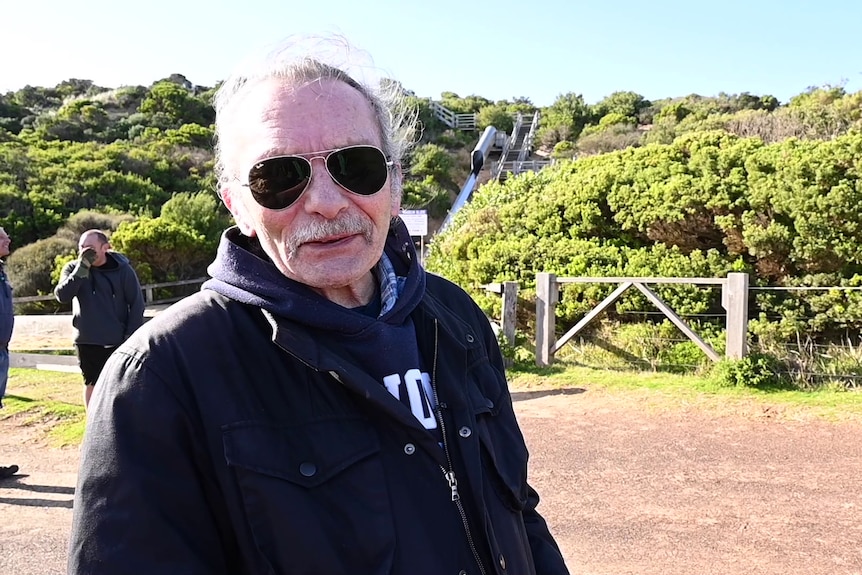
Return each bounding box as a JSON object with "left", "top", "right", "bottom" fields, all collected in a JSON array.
[
  {"left": 429, "top": 103, "right": 551, "bottom": 180},
  {"left": 490, "top": 112, "right": 550, "bottom": 180},
  {"left": 431, "top": 103, "right": 552, "bottom": 232}
]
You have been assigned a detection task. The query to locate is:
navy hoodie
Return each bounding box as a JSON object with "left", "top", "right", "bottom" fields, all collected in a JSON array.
[{"left": 204, "top": 221, "right": 441, "bottom": 433}]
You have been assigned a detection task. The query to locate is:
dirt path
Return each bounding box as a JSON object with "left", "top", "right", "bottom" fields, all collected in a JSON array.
[
  {"left": 8, "top": 315, "right": 75, "bottom": 351},
  {"left": 2, "top": 384, "right": 861, "bottom": 575}
]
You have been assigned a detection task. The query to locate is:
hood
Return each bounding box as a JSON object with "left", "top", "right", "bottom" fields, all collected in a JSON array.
[
  {"left": 203, "top": 217, "right": 426, "bottom": 334},
  {"left": 107, "top": 252, "right": 131, "bottom": 267}
]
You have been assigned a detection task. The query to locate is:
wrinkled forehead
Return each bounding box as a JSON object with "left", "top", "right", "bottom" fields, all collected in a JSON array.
[{"left": 220, "top": 78, "right": 382, "bottom": 166}]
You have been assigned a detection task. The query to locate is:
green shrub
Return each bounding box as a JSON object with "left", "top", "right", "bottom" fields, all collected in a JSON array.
[
  {"left": 56, "top": 210, "right": 133, "bottom": 243},
  {"left": 711, "top": 353, "right": 784, "bottom": 389},
  {"left": 659, "top": 340, "right": 713, "bottom": 373},
  {"left": 7, "top": 236, "right": 76, "bottom": 311}
]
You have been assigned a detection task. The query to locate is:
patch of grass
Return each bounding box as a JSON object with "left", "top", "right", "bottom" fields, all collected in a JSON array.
[
  {"left": 508, "top": 363, "right": 862, "bottom": 422},
  {"left": 7, "top": 358, "right": 862, "bottom": 451},
  {"left": 2, "top": 368, "right": 85, "bottom": 446}
]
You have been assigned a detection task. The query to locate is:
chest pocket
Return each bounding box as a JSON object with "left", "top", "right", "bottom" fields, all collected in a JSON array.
[{"left": 222, "top": 417, "right": 395, "bottom": 575}]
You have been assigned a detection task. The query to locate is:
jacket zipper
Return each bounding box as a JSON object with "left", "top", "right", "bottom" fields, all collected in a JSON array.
[
  {"left": 431, "top": 318, "right": 488, "bottom": 575},
  {"left": 268, "top": 309, "right": 490, "bottom": 575}
]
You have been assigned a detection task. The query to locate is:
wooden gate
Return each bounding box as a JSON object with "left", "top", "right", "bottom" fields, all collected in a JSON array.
[{"left": 535, "top": 273, "right": 750, "bottom": 367}]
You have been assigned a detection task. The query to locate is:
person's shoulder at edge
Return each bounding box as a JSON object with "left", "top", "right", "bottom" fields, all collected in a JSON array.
[
  {"left": 123, "top": 290, "right": 232, "bottom": 348},
  {"left": 130, "top": 290, "right": 229, "bottom": 330}
]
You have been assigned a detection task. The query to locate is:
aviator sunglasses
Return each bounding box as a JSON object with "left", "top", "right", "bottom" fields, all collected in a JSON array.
[{"left": 242, "top": 145, "right": 394, "bottom": 210}]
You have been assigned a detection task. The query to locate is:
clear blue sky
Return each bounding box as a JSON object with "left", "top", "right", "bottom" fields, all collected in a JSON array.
[{"left": 2, "top": 0, "right": 860, "bottom": 106}]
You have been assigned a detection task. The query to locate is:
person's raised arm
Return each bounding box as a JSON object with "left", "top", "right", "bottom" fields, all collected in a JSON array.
[{"left": 53, "top": 250, "right": 95, "bottom": 303}]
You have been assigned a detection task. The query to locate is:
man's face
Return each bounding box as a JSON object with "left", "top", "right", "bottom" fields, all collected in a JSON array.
[
  {"left": 220, "top": 79, "right": 400, "bottom": 300},
  {"left": 78, "top": 233, "right": 110, "bottom": 267},
  {"left": 0, "top": 229, "right": 10, "bottom": 258}
]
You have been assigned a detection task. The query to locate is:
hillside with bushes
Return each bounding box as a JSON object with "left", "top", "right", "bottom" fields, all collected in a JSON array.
[
  {"left": 0, "top": 75, "right": 473, "bottom": 303},
  {"left": 2, "top": 75, "right": 862, "bottom": 376},
  {"left": 427, "top": 87, "right": 862, "bottom": 383}
]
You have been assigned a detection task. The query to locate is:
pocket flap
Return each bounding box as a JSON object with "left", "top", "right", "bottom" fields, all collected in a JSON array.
[{"left": 222, "top": 418, "right": 379, "bottom": 488}]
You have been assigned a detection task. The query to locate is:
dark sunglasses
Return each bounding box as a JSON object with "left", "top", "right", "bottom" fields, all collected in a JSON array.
[{"left": 242, "top": 145, "right": 394, "bottom": 210}]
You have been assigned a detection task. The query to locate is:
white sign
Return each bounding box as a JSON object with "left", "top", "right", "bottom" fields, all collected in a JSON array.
[{"left": 400, "top": 210, "right": 428, "bottom": 237}]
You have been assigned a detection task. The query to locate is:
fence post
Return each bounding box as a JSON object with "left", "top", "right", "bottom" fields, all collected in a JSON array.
[
  {"left": 501, "top": 282, "right": 518, "bottom": 347},
  {"left": 724, "top": 272, "right": 749, "bottom": 359},
  {"left": 535, "top": 273, "right": 557, "bottom": 367},
  {"left": 500, "top": 281, "right": 518, "bottom": 367}
]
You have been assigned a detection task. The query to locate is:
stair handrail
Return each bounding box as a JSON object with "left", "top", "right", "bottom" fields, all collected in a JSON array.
[
  {"left": 430, "top": 101, "right": 455, "bottom": 128},
  {"left": 517, "top": 111, "right": 542, "bottom": 162},
  {"left": 492, "top": 136, "right": 511, "bottom": 180},
  {"left": 491, "top": 113, "right": 525, "bottom": 179},
  {"left": 429, "top": 101, "right": 478, "bottom": 130},
  {"left": 509, "top": 113, "right": 525, "bottom": 152}
]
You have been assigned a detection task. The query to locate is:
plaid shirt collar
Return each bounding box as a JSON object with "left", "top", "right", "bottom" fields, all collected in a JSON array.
[{"left": 375, "top": 253, "right": 405, "bottom": 317}]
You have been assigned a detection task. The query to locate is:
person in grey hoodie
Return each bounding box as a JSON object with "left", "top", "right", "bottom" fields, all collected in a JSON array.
[{"left": 54, "top": 229, "right": 144, "bottom": 409}]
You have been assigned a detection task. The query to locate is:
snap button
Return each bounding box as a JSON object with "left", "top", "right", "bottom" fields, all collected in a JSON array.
[
  {"left": 404, "top": 443, "right": 416, "bottom": 455},
  {"left": 299, "top": 462, "right": 317, "bottom": 477},
  {"left": 458, "top": 426, "right": 472, "bottom": 438},
  {"left": 499, "top": 554, "right": 506, "bottom": 570},
  {"left": 459, "top": 571, "right": 467, "bottom": 575},
  {"left": 465, "top": 334, "right": 475, "bottom": 343}
]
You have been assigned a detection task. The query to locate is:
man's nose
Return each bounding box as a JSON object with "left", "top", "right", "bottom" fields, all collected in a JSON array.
[{"left": 301, "top": 158, "right": 350, "bottom": 217}]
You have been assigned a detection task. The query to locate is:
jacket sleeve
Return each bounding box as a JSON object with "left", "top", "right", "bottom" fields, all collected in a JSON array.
[
  {"left": 53, "top": 261, "right": 85, "bottom": 303},
  {"left": 473, "top": 299, "right": 571, "bottom": 575},
  {"left": 123, "top": 267, "right": 145, "bottom": 338},
  {"left": 68, "top": 348, "right": 238, "bottom": 575},
  {"left": 523, "top": 485, "right": 570, "bottom": 575}
]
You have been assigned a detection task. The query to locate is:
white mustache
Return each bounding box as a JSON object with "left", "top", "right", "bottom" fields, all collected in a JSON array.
[{"left": 286, "top": 213, "right": 373, "bottom": 258}]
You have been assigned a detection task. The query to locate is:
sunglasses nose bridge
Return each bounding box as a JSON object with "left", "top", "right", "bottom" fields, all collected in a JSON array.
[
  {"left": 300, "top": 154, "right": 352, "bottom": 213},
  {"left": 303, "top": 153, "right": 332, "bottom": 184},
  {"left": 304, "top": 154, "right": 328, "bottom": 165}
]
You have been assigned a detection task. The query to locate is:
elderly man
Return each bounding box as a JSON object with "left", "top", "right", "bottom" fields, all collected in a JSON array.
[{"left": 68, "top": 37, "right": 570, "bottom": 575}]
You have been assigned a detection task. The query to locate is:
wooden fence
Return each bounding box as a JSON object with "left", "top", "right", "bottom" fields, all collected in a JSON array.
[
  {"left": 485, "top": 273, "right": 751, "bottom": 367},
  {"left": 12, "top": 277, "right": 208, "bottom": 308},
  {"left": 10, "top": 278, "right": 209, "bottom": 371}
]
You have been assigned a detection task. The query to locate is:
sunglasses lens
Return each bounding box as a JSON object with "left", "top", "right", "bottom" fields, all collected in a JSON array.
[
  {"left": 247, "top": 156, "right": 311, "bottom": 210},
  {"left": 326, "top": 146, "right": 389, "bottom": 196},
  {"left": 245, "top": 146, "right": 390, "bottom": 210}
]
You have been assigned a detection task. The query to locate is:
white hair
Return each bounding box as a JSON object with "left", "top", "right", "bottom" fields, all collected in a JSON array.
[{"left": 213, "top": 34, "right": 418, "bottom": 198}]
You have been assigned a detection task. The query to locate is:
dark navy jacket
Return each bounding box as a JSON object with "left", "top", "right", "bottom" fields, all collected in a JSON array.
[
  {"left": 68, "top": 222, "right": 569, "bottom": 575},
  {"left": 0, "top": 261, "right": 12, "bottom": 346}
]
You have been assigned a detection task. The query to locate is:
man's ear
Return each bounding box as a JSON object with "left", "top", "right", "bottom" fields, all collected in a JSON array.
[{"left": 221, "top": 186, "right": 256, "bottom": 236}]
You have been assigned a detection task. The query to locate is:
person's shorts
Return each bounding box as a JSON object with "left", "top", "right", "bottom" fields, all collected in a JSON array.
[{"left": 76, "top": 344, "right": 118, "bottom": 387}]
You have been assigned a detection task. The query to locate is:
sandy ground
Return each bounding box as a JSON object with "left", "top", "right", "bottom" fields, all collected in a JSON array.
[
  {"left": 2, "top": 380, "right": 862, "bottom": 575},
  {"left": 8, "top": 314, "right": 75, "bottom": 351},
  {"left": 4, "top": 312, "right": 862, "bottom": 574},
  {"left": 8, "top": 308, "right": 166, "bottom": 352}
]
